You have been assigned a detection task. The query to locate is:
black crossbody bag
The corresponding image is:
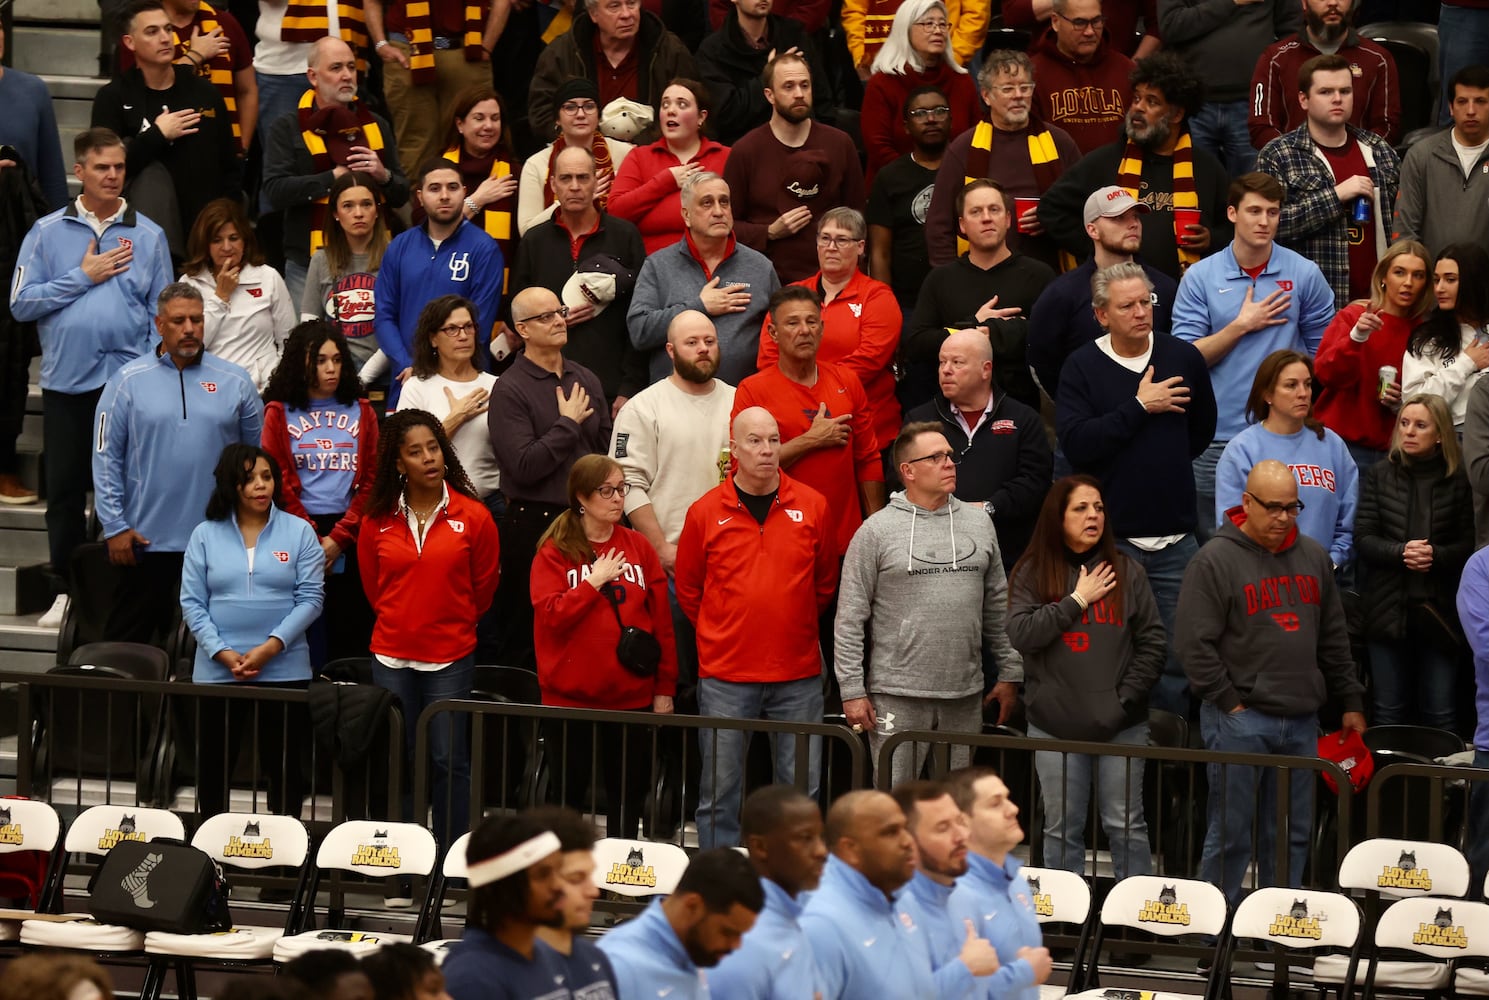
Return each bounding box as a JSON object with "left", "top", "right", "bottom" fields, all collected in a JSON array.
[{"left": 601, "top": 582, "right": 662, "bottom": 678}]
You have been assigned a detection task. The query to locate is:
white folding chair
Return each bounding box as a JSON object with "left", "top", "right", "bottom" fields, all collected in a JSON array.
[
  {"left": 1362, "top": 896, "right": 1489, "bottom": 1000},
  {"left": 419, "top": 831, "right": 470, "bottom": 964},
  {"left": 1313, "top": 838, "right": 1469, "bottom": 988},
  {"left": 271, "top": 820, "right": 438, "bottom": 962},
  {"left": 1064, "top": 875, "right": 1229, "bottom": 1000},
  {"left": 0, "top": 799, "right": 65, "bottom": 942},
  {"left": 1228, "top": 887, "right": 1363, "bottom": 996},
  {"left": 20, "top": 806, "right": 186, "bottom": 952},
  {"left": 1020, "top": 867, "right": 1094, "bottom": 1000},
  {"left": 590, "top": 837, "right": 690, "bottom": 898}
]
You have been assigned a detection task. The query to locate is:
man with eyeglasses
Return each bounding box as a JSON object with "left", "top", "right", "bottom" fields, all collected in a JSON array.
[
  {"left": 487, "top": 285, "right": 612, "bottom": 669},
  {"left": 374, "top": 158, "right": 502, "bottom": 408},
  {"left": 1175, "top": 458, "right": 1365, "bottom": 907},
  {"left": 1028, "top": 0, "right": 1135, "bottom": 153},
  {"left": 527, "top": 0, "right": 696, "bottom": 145},
  {"left": 867, "top": 86, "right": 949, "bottom": 315},
  {"left": 924, "top": 49, "right": 1080, "bottom": 272},
  {"left": 835, "top": 422, "right": 1023, "bottom": 786},
  {"left": 1000, "top": 0, "right": 1160, "bottom": 59},
  {"left": 695, "top": 0, "right": 831, "bottom": 145},
  {"left": 1057, "top": 261, "right": 1215, "bottom": 718}
]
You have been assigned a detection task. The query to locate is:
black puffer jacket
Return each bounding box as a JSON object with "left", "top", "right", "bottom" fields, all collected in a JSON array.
[{"left": 1355, "top": 452, "right": 1474, "bottom": 640}]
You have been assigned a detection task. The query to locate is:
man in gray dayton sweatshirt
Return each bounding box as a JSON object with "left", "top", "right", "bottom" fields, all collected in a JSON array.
[{"left": 834, "top": 422, "right": 1023, "bottom": 787}]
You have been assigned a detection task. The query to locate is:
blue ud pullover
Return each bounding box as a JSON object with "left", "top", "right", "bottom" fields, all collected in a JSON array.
[
  {"left": 709, "top": 876, "right": 822, "bottom": 999},
  {"left": 898, "top": 869, "right": 978, "bottom": 999},
  {"left": 93, "top": 350, "right": 264, "bottom": 552},
  {"left": 373, "top": 218, "right": 503, "bottom": 406},
  {"left": 951, "top": 853, "right": 1041, "bottom": 1000},
  {"left": 179, "top": 504, "right": 325, "bottom": 684},
  {"left": 598, "top": 897, "right": 710, "bottom": 1000},
  {"left": 800, "top": 856, "right": 938, "bottom": 1000},
  {"left": 9, "top": 201, "right": 172, "bottom": 393}
]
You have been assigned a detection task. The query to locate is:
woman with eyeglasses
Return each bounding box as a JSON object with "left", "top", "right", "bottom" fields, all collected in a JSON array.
[
  {"left": 1356, "top": 393, "right": 1474, "bottom": 731},
  {"left": 1315, "top": 240, "right": 1434, "bottom": 474},
  {"left": 531, "top": 453, "right": 676, "bottom": 837},
  {"left": 608, "top": 78, "right": 730, "bottom": 256},
  {"left": 757, "top": 207, "right": 903, "bottom": 462},
  {"left": 517, "top": 78, "right": 634, "bottom": 236},
  {"left": 1008, "top": 474, "right": 1165, "bottom": 880},
  {"left": 1215, "top": 350, "right": 1358, "bottom": 569},
  {"left": 860, "top": 0, "right": 982, "bottom": 185}
]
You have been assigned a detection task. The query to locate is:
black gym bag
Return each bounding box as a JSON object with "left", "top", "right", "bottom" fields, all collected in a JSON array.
[{"left": 89, "top": 838, "right": 232, "bottom": 934}]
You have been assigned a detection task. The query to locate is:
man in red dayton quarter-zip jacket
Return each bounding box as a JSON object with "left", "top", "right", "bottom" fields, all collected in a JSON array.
[{"left": 675, "top": 405, "right": 837, "bottom": 849}]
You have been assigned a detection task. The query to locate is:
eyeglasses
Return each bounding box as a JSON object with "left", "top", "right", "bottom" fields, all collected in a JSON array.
[
  {"left": 907, "top": 105, "right": 952, "bottom": 121},
  {"left": 560, "top": 100, "right": 598, "bottom": 115},
  {"left": 913, "top": 18, "right": 950, "bottom": 32},
  {"left": 437, "top": 321, "right": 476, "bottom": 337},
  {"left": 514, "top": 305, "right": 570, "bottom": 325},
  {"left": 817, "top": 233, "right": 863, "bottom": 248},
  {"left": 992, "top": 83, "right": 1035, "bottom": 98},
  {"left": 1054, "top": 12, "right": 1106, "bottom": 31},
  {"left": 904, "top": 450, "right": 959, "bottom": 467},
  {"left": 1245, "top": 492, "right": 1306, "bottom": 517},
  {"left": 594, "top": 483, "right": 631, "bottom": 499}
]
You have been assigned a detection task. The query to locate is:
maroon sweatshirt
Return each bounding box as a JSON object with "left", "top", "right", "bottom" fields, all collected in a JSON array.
[
  {"left": 1028, "top": 28, "right": 1135, "bottom": 155},
  {"left": 1248, "top": 31, "right": 1401, "bottom": 148},
  {"left": 1001, "top": 0, "right": 1160, "bottom": 56},
  {"left": 861, "top": 61, "right": 984, "bottom": 186}
]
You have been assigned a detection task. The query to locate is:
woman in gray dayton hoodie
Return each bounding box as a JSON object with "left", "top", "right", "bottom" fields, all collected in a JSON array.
[{"left": 1007, "top": 475, "right": 1166, "bottom": 879}]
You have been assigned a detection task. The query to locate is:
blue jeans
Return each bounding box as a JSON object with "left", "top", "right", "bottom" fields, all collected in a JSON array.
[
  {"left": 372, "top": 655, "right": 473, "bottom": 847},
  {"left": 1187, "top": 100, "right": 1257, "bottom": 177},
  {"left": 1346, "top": 440, "right": 1386, "bottom": 480},
  {"left": 283, "top": 258, "right": 308, "bottom": 313},
  {"left": 1192, "top": 440, "right": 1227, "bottom": 545},
  {"left": 1199, "top": 702, "right": 1317, "bottom": 907},
  {"left": 1029, "top": 721, "right": 1153, "bottom": 879},
  {"left": 1467, "top": 748, "right": 1489, "bottom": 898},
  {"left": 1118, "top": 534, "right": 1199, "bottom": 719},
  {"left": 1369, "top": 637, "right": 1459, "bottom": 730},
  {"left": 1440, "top": 4, "right": 1489, "bottom": 125},
  {"left": 696, "top": 674, "right": 824, "bottom": 848},
  {"left": 256, "top": 72, "right": 307, "bottom": 210}
]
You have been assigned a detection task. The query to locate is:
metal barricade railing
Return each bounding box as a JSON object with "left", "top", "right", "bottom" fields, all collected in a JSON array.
[{"left": 1363, "top": 759, "right": 1485, "bottom": 848}]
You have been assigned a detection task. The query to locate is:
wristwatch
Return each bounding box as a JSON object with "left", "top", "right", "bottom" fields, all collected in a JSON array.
[
  {"left": 464, "top": 197, "right": 479, "bottom": 216},
  {"left": 982, "top": 501, "right": 995, "bottom": 517},
  {"left": 374, "top": 39, "right": 389, "bottom": 49}
]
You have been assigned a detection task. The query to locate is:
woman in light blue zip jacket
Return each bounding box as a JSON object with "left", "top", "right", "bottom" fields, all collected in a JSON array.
[{"left": 180, "top": 444, "right": 325, "bottom": 819}]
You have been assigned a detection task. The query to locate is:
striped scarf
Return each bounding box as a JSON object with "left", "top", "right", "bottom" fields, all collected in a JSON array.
[
  {"left": 1118, "top": 129, "right": 1200, "bottom": 272},
  {"left": 404, "top": 0, "right": 488, "bottom": 85},
  {"left": 298, "top": 89, "right": 386, "bottom": 255},
  {"left": 281, "top": 0, "right": 369, "bottom": 71},
  {"left": 542, "top": 133, "right": 613, "bottom": 212},
  {"left": 442, "top": 145, "right": 514, "bottom": 292},
  {"left": 960, "top": 121, "right": 1065, "bottom": 258},
  {"left": 172, "top": 2, "right": 241, "bottom": 142}
]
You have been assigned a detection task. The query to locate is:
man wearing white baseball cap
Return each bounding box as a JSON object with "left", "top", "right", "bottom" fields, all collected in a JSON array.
[{"left": 1027, "top": 184, "right": 1180, "bottom": 401}]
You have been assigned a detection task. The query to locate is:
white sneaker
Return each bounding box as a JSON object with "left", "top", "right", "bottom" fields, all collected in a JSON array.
[{"left": 37, "top": 595, "right": 69, "bottom": 629}]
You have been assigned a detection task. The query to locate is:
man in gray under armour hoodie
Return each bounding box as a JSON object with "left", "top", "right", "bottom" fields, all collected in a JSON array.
[
  {"left": 834, "top": 422, "right": 1023, "bottom": 786},
  {"left": 1175, "top": 459, "right": 1365, "bottom": 907}
]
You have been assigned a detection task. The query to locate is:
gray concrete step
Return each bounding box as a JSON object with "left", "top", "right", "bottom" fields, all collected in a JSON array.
[
  {"left": 14, "top": 24, "right": 102, "bottom": 79},
  {"left": 0, "top": 613, "right": 60, "bottom": 675},
  {"left": 16, "top": 0, "right": 100, "bottom": 24}
]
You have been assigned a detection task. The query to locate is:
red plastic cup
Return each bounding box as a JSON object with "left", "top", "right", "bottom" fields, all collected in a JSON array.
[
  {"left": 1014, "top": 197, "right": 1039, "bottom": 234},
  {"left": 1173, "top": 208, "right": 1202, "bottom": 246}
]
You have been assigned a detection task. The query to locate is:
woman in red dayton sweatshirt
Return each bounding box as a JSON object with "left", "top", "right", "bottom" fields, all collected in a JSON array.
[{"left": 531, "top": 453, "right": 677, "bottom": 837}]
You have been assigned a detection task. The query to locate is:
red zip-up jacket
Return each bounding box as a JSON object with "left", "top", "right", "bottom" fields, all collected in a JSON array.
[
  {"left": 531, "top": 524, "right": 678, "bottom": 708},
  {"left": 608, "top": 138, "right": 731, "bottom": 255},
  {"left": 359, "top": 490, "right": 501, "bottom": 663},
  {"left": 675, "top": 473, "right": 837, "bottom": 684},
  {"left": 262, "top": 398, "right": 379, "bottom": 551},
  {"left": 1314, "top": 303, "right": 1416, "bottom": 452}
]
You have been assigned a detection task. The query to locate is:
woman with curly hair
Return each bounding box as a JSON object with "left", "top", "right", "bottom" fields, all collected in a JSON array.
[
  {"left": 181, "top": 197, "right": 296, "bottom": 391},
  {"left": 262, "top": 320, "right": 380, "bottom": 663},
  {"left": 360, "top": 409, "right": 500, "bottom": 845}
]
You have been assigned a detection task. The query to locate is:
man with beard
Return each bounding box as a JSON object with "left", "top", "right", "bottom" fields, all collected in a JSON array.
[
  {"left": 708, "top": 786, "right": 831, "bottom": 998},
  {"left": 598, "top": 848, "right": 764, "bottom": 998},
  {"left": 800, "top": 790, "right": 938, "bottom": 999},
  {"left": 925, "top": 50, "right": 1080, "bottom": 271},
  {"left": 93, "top": 281, "right": 263, "bottom": 644},
  {"left": 514, "top": 145, "right": 648, "bottom": 414},
  {"left": 1248, "top": 0, "right": 1400, "bottom": 147},
  {"left": 1027, "top": 185, "right": 1178, "bottom": 400},
  {"left": 1039, "top": 52, "right": 1232, "bottom": 281},
  {"left": 892, "top": 781, "right": 1004, "bottom": 998},
  {"left": 723, "top": 52, "right": 865, "bottom": 284},
  {"left": 868, "top": 86, "right": 948, "bottom": 315},
  {"left": 443, "top": 812, "right": 577, "bottom": 999},
  {"left": 695, "top": 0, "right": 831, "bottom": 145}
]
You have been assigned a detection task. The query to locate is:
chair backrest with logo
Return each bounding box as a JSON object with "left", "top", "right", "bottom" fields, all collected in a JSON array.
[{"left": 590, "top": 838, "right": 689, "bottom": 898}]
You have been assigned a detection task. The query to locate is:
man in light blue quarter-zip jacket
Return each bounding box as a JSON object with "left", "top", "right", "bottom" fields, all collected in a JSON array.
[
  {"left": 709, "top": 786, "right": 829, "bottom": 999},
  {"left": 599, "top": 848, "right": 765, "bottom": 1000},
  {"left": 800, "top": 790, "right": 938, "bottom": 999},
  {"left": 93, "top": 281, "right": 263, "bottom": 645},
  {"left": 948, "top": 767, "right": 1053, "bottom": 1000},
  {"left": 892, "top": 781, "right": 1004, "bottom": 1000}
]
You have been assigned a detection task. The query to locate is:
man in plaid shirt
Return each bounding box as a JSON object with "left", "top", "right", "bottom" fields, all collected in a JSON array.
[{"left": 1256, "top": 53, "right": 1399, "bottom": 310}]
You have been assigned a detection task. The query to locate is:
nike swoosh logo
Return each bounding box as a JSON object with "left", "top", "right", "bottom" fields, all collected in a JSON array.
[
  {"left": 658, "top": 990, "right": 674, "bottom": 998},
  {"left": 836, "top": 387, "right": 846, "bottom": 393},
  {"left": 1217, "top": 287, "right": 1234, "bottom": 294},
  {"left": 123, "top": 104, "right": 134, "bottom": 109},
  {"left": 717, "top": 517, "right": 732, "bottom": 525},
  {"left": 862, "top": 937, "right": 876, "bottom": 947},
  {"left": 380, "top": 523, "right": 396, "bottom": 532}
]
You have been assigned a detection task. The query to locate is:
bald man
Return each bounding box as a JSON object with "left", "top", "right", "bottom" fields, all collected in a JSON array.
[
  {"left": 262, "top": 35, "right": 409, "bottom": 303},
  {"left": 799, "top": 791, "right": 937, "bottom": 999},
  {"left": 676, "top": 406, "right": 837, "bottom": 848},
  {"left": 1176, "top": 458, "right": 1366, "bottom": 907}
]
